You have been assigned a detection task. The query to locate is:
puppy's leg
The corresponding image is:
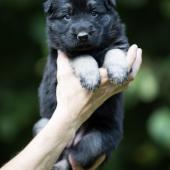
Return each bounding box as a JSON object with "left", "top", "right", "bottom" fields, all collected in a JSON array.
[
  {"left": 103, "top": 49, "right": 128, "bottom": 84},
  {"left": 69, "top": 130, "right": 115, "bottom": 169},
  {"left": 71, "top": 55, "right": 100, "bottom": 91}
]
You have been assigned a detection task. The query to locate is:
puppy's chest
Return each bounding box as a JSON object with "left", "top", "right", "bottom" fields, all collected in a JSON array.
[
  {"left": 69, "top": 50, "right": 107, "bottom": 67},
  {"left": 93, "top": 51, "right": 106, "bottom": 67}
]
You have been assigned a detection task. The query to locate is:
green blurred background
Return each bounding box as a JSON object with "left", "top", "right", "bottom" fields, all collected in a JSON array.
[{"left": 0, "top": 0, "right": 170, "bottom": 169}]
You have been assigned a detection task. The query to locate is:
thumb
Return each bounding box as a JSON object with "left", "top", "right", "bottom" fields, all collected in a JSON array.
[
  {"left": 57, "top": 50, "right": 73, "bottom": 79},
  {"left": 127, "top": 44, "right": 138, "bottom": 72}
]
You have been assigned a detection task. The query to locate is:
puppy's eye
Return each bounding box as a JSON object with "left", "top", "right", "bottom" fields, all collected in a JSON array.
[
  {"left": 91, "top": 11, "right": 98, "bottom": 17},
  {"left": 64, "top": 14, "right": 71, "bottom": 21}
]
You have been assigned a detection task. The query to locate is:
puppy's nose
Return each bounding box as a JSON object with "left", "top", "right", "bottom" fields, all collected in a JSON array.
[{"left": 77, "top": 32, "right": 88, "bottom": 42}]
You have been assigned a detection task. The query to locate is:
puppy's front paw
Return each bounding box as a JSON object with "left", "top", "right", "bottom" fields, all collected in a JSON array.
[
  {"left": 71, "top": 55, "right": 100, "bottom": 91},
  {"left": 80, "top": 71, "right": 101, "bottom": 91},
  {"left": 104, "top": 49, "right": 128, "bottom": 85},
  {"left": 107, "top": 65, "right": 128, "bottom": 84}
]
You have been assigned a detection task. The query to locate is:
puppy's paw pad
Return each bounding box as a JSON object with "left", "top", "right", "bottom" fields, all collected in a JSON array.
[
  {"left": 107, "top": 65, "right": 128, "bottom": 85},
  {"left": 80, "top": 73, "right": 101, "bottom": 91}
]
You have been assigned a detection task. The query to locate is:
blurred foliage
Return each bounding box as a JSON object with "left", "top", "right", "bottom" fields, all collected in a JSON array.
[
  {"left": 0, "top": 0, "right": 170, "bottom": 169},
  {"left": 148, "top": 108, "right": 170, "bottom": 150}
]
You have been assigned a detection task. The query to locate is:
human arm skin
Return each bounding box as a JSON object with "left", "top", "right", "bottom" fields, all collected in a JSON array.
[{"left": 1, "top": 45, "right": 142, "bottom": 170}]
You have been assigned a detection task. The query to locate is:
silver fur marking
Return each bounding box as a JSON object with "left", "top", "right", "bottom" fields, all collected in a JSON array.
[
  {"left": 104, "top": 49, "right": 128, "bottom": 84},
  {"left": 71, "top": 55, "right": 101, "bottom": 91}
]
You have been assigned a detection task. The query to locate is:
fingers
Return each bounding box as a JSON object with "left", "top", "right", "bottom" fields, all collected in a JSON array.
[
  {"left": 128, "top": 48, "right": 142, "bottom": 81},
  {"left": 99, "top": 68, "right": 108, "bottom": 85},
  {"left": 57, "top": 50, "right": 74, "bottom": 79},
  {"left": 127, "top": 44, "right": 138, "bottom": 72}
]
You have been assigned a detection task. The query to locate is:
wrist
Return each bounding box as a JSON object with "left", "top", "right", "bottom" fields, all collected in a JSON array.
[
  {"left": 50, "top": 107, "right": 79, "bottom": 135},
  {"left": 53, "top": 105, "right": 83, "bottom": 130}
]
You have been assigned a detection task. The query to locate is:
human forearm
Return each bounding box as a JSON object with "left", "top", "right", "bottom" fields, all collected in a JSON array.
[{"left": 2, "top": 108, "right": 76, "bottom": 170}]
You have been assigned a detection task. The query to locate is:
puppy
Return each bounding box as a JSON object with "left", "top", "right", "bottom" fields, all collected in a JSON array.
[{"left": 35, "top": 0, "right": 129, "bottom": 169}]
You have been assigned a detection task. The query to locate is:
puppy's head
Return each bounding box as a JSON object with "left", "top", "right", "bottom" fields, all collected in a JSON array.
[{"left": 43, "top": 0, "right": 121, "bottom": 53}]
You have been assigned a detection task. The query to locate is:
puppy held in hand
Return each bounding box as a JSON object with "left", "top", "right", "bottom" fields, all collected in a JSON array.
[{"left": 34, "top": 0, "right": 129, "bottom": 169}]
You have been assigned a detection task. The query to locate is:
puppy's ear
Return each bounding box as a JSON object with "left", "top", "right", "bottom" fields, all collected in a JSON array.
[{"left": 43, "top": 0, "right": 52, "bottom": 13}]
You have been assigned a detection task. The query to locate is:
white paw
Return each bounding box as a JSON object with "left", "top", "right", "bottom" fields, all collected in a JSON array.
[
  {"left": 71, "top": 55, "right": 100, "bottom": 91},
  {"left": 107, "top": 65, "right": 128, "bottom": 84},
  {"left": 80, "top": 70, "right": 101, "bottom": 91},
  {"left": 104, "top": 49, "right": 128, "bottom": 84}
]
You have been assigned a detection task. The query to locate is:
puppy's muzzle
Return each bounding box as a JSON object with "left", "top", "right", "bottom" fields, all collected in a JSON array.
[
  {"left": 77, "top": 31, "right": 89, "bottom": 42},
  {"left": 71, "top": 21, "right": 95, "bottom": 42}
]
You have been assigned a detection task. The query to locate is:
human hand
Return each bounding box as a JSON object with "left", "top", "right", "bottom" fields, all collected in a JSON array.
[{"left": 55, "top": 44, "right": 142, "bottom": 129}]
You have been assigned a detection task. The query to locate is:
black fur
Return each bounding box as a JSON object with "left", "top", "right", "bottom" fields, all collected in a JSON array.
[{"left": 38, "top": 0, "right": 129, "bottom": 169}]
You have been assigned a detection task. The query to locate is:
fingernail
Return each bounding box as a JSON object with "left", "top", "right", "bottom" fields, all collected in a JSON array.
[
  {"left": 138, "top": 48, "right": 142, "bottom": 56},
  {"left": 132, "top": 44, "right": 138, "bottom": 49},
  {"left": 139, "top": 48, "right": 142, "bottom": 53},
  {"left": 137, "top": 49, "right": 143, "bottom": 63}
]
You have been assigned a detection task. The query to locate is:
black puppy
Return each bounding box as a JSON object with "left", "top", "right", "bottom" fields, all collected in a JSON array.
[{"left": 35, "top": 0, "right": 129, "bottom": 169}]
